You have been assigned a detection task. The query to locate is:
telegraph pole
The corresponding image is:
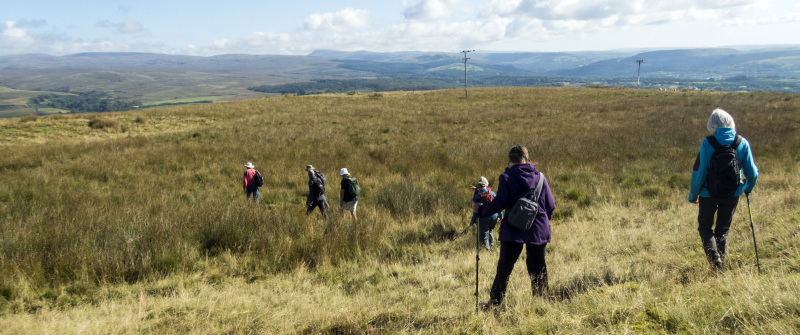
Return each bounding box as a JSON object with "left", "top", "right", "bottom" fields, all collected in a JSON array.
[
  {"left": 462, "top": 50, "right": 474, "bottom": 98},
  {"left": 636, "top": 59, "right": 644, "bottom": 88}
]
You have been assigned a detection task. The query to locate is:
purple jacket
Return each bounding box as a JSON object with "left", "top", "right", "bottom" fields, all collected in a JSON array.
[{"left": 479, "top": 163, "right": 555, "bottom": 245}]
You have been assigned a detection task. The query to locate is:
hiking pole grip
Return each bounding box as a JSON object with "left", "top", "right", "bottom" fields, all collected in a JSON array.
[{"left": 746, "top": 194, "right": 761, "bottom": 274}]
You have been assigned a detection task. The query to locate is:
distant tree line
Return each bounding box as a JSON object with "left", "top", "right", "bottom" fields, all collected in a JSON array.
[
  {"left": 29, "top": 91, "right": 141, "bottom": 113},
  {"left": 249, "top": 75, "right": 800, "bottom": 96},
  {"left": 249, "top": 78, "right": 452, "bottom": 95}
]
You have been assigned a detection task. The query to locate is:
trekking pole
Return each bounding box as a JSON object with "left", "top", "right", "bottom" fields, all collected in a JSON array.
[
  {"left": 746, "top": 194, "right": 761, "bottom": 274},
  {"left": 451, "top": 224, "right": 472, "bottom": 241},
  {"left": 475, "top": 219, "right": 480, "bottom": 313}
]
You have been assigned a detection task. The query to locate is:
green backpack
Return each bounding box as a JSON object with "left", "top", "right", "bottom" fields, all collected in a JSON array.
[{"left": 345, "top": 176, "right": 360, "bottom": 198}]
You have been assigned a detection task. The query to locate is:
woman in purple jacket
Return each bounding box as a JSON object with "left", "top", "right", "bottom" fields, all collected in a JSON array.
[{"left": 478, "top": 145, "right": 556, "bottom": 309}]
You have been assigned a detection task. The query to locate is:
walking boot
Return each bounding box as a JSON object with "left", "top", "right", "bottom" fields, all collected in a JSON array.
[
  {"left": 479, "top": 299, "right": 502, "bottom": 312},
  {"left": 716, "top": 234, "right": 728, "bottom": 266},
  {"left": 702, "top": 238, "right": 722, "bottom": 270},
  {"left": 479, "top": 301, "right": 495, "bottom": 312}
]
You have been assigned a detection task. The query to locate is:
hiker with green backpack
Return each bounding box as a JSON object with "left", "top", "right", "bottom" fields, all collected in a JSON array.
[
  {"left": 339, "top": 168, "right": 360, "bottom": 220},
  {"left": 689, "top": 108, "right": 759, "bottom": 270}
]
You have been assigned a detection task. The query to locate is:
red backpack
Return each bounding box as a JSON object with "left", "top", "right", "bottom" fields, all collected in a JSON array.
[{"left": 477, "top": 187, "right": 494, "bottom": 205}]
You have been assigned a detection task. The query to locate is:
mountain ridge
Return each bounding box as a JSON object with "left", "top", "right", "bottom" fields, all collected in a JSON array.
[{"left": 2, "top": 46, "right": 800, "bottom": 117}]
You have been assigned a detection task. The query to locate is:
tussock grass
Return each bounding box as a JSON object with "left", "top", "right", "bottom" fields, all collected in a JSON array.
[
  {"left": 87, "top": 117, "right": 119, "bottom": 130},
  {"left": 0, "top": 87, "right": 798, "bottom": 333},
  {"left": 18, "top": 114, "right": 38, "bottom": 123}
]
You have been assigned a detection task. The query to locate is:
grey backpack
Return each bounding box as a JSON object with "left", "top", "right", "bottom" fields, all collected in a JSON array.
[{"left": 507, "top": 173, "right": 545, "bottom": 231}]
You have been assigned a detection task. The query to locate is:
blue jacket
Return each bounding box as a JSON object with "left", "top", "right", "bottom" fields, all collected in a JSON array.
[
  {"left": 689, "top": 127, "right": 758, "bottom": 202},
  {"left": 479, "top": 163, "right": 555, "bottom": 245}
]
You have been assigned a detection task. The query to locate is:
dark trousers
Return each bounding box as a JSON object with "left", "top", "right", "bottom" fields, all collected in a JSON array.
[
  {"left": 306, "top": 199, "right": 329, "bottom": 219},
  {"left": 489, "top": 242, "right": 547, "bottom": 304},
  {"left": 698, "top": 196, "right": 739, "bottom": 263}
]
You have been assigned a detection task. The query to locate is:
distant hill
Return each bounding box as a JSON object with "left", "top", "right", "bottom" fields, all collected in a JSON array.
[
  {"left": 1, "top": 46, "right": 800, "bottom": 117},
  {"left": 310, "top": 47, "right": 800, "bottom": 78},
  {"left": 0, "top": 52, "right": 375, "bottom": 79},
  {"left": 473, "top": 51, "right": 630, "bottom": 72},
  {"left": 0, "top": 53, "right": 375, "bottom": 115},
  {"left": 553, "top": 48, "right": 800, "bottom": 78}
]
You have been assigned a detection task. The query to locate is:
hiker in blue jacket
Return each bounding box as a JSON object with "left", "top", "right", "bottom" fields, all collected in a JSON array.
[
  {"left": 470, "top": 176, "right": 503, "bottom": 251},
  {"left": 478, "top": 145, "right": 555, "bottom": 309},
  {"left": 689, "top": 108, "right": 758, "bottom": 269}
]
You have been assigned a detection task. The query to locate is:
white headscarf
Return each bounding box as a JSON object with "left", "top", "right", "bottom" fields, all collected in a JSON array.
[{"left": 707, "top": 108, "right": 736, "bottom": 134}]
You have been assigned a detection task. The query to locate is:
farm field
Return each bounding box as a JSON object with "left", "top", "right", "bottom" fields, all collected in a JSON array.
[
  {"left": 0, "top": 87, "right": 68, "bottom": 118},
  {"left": 0, "top": 87, "right": 798, "bottom": 333}
]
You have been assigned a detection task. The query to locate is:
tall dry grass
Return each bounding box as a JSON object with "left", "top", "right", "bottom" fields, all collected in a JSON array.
[{"left": 0, "top": 87, "right": 798, "bottom": 333}]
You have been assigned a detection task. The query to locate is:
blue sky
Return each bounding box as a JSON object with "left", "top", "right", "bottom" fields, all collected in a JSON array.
[{"left": 2, "top": 0, "right": 800, "bottom": 56}]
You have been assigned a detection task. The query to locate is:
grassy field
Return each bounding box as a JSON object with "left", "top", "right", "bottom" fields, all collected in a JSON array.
[
  {"left": 0, "top": 87, "right": 798, "bottom": 333},
  {"left": 0, "top": 87, "right": 64, "bottom": 118},
  {"left": 0, "top": 71, "right": 270, "bottom": 118}
]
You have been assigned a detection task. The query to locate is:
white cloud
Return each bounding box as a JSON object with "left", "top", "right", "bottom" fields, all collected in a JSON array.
[
  {"left": 1, "top": 21, "right": 36, "bottom": 52},
  {"left": 303, "top": 8, "right": 370, "bottom": 31},
  {"left": 403, "top": 0, "right": 460, "bottom": 21},
  {"left": 97, "top": 19, "right": 145, "bottom": 34},
  {"left": 3, "top": 1, "right": 798, "bottom": 57},
  {"left": 723, "top": 12, "right": 800, "bottom": 25},
  {"left": 40, "top": 39, "right": 134, "bottom": 55},
  {"left": 0, "top": 19, "right": 162, "bottom": 56},
  {"left": 189, "top": 16, "right": 519, "bottom": 56},
  {"left": 484, "top": 0, "right": 523, "bottom": 16},
  {"left": 478, "top": 0, "right": 769, "bottom": 40},
  {"left": 488, "top": 0, "right": 759, "bottom": 23},
  {"left": 2, "top": 21, "right": 30, "bottom": 39}
]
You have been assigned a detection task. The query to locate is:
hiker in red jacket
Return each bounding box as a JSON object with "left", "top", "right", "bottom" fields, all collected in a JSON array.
[{"left": 243, "top": 162, "right": 262, "bottom": 204}]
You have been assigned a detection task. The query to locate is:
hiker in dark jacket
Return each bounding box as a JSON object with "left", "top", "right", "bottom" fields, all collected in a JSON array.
[
  {"left": 478, "top": 145, "right": 555, "bottom": 308},
  {"left": 339, "top": 168, "right": 358, "bottom": 220},
  {"left": 306, "top": 165, "right": 328, "bottom": 219},
  {"left": 689, "top": 108, "right": 758, "bottom": 269}
]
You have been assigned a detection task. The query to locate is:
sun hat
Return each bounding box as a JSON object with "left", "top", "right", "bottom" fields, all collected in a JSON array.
[
  {"left": 340, "top": 168, "right": 350, "bottom": 176},
  {"left": 244, "top": 162, "right": 255, "bottom": 169},
  {"left": 305, "top": 165, "right": 315, "bottom": 171},
  {"left": 477, "top": 176, "right": 488, "bottom": 187}
]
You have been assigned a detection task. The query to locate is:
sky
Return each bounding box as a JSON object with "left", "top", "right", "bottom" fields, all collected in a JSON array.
[{"left": 2, "top": 0, "right": 800, "bottom": 56}]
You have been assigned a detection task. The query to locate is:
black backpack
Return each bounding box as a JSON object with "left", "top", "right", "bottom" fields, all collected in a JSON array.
[
  {"left": 313, "top": 171, "right": 326, "bottom": 194},
  {"left": 314, "top": 171, "right": 327, "bottom": 186},
  {"left": 254, "top": 170, "right": 264, "bottom": 187},
  {"left": 706, "top": 135, "right": 742, "bottom": 197}
]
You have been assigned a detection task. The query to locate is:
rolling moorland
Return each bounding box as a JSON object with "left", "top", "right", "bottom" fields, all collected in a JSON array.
[
  {"left": 2, "top": 46, "right": 800, "bottom": 118},
  {"left": 0, "top": 87, "right": 799, "bottom": 333}
]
